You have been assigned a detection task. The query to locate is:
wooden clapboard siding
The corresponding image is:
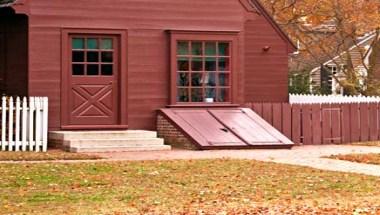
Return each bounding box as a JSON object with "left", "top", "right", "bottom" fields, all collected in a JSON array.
[
  {"left": 28, "top": 27, "right": 61, "bottom": 130},
  {"left": 244, "top": 17, "right": 289, "bottom": 102},
  {"left": 248, "top": 102, "right": 380, "bottom": 145},
  {"left": 127, "top": 30, "right": 169, "bottom": 130},
  {"left": 9, "top": 0, "right": 295, "bottom": 130}
]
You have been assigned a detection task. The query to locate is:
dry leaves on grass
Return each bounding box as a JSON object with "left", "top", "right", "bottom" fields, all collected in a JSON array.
[
  {"left": 328, "top": 153, "right": 380, "bottom": 165},
  {"left": 1, "top": 160, "right": 380, "bottom": 214},
  {"left": 350, "top": 141, "right": 380, "bottom": 147},
  {"left": 0, "top": 149, "right": 102, "bottom": 161}
]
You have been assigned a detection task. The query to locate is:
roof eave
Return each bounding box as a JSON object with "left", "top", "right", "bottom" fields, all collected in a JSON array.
[{"left": 248, "top": 0, "right": 298, "bottom": 53}]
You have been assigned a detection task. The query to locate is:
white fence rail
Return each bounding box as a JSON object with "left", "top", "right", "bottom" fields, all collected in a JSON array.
[
  {"left": 0, "top": 96, "right": 48, "bottom": 152},
  {"left": 290, "top": 94, "right": 380, "bottom": 104}
]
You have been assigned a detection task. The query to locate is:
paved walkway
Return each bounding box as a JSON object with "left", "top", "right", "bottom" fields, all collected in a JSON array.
[{"left": 90, "top": 145, "right": 380, "bottom": 177}]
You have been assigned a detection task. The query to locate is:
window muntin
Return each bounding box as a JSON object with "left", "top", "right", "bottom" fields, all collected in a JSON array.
[
  {"left": 71, "top": 36, "right": 115, "bottom": 76},
  {"left": 176, "top": 41, "right": 231, "bottom": 103}
]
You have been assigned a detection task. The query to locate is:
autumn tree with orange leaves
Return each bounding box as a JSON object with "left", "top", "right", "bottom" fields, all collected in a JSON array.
[{"left": 260, "top": 0, "right": 380, "bottom": 95}]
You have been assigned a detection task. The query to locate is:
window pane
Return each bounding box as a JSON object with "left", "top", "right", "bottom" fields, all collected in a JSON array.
[
  {"left": 177, "top": 73, "right": 189, "bottom": 87},
  {"left": 218, "top": 43, "right": 230, "bottom": 56},
  {"left": 87, "top": 38, "right": 98, "bottom": 49},
  {"left": 205, "top": 88, "right": 216, "bottom": 102},
  {"left": 101, "top": 65, "right": 113, "bottom": 76},
  {"left": 205, "top": 72, "right": 216, "bottom": 87},
  {"left": 191, "top": 42, "right": 202, "bottom": 55},
  {"left": 101, "top": 39, "right": 113, "bottom": 50},
  {"left": 87, "top": 51, "right": 99, "bottom": 62},
  {"left": 218, "top": 58, "right": 230, "bottom": 71},
  {"left": 101, "top": 52, "right": 113, "bottom": 62},
  {"left": 87, "top": 64, "right": 99, "bottom": 76},
  {"left": 191, "top": 57, "right": 202, "bottom": 71},
  {"left": 177, "top": 41, "right": 189, "bottom": 55},
  {"left": 72, "top": 38, "right": 84, "bottom": 49},
  {"left": 218, "top": 73, "right": 230, "bottom": 86},
  {"left": 177, "top": 88, "right": 189, "bottom": 102},
  {"left": 217, "top": 88, "right": 230, "bottom": 102},
  {"left": 191, "top": 73, "right": 202, "bottom": 87},
  {"left": 191, "top": 88, "right": 203, "bottom": 102},
  {"left": 72, "top": 51, "right": 84, "bottom": 62},
  {"left": 177, "top": 57, "right": 189, "bottom": 71},
  {"left": 174, "top": 40, "right": 233, "bottom": 104},
  {"left": 72, "top": 64, "right": 84, "bottom": 76},
  {"left": 205, "top": 57, "right": 217, "bottom": 71},
  {"left": 205, "top": 42, "right": 217, "bottom": 56}
]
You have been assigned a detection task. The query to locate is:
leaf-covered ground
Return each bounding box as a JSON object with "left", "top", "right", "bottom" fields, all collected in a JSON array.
[
  {"left": 328, "top": 153, "right": 380, "bottom": 165},
  {"left": 1, "top": 160, "right": 380, "bottom": 215},
  {"left": 0, "top": 150, "right": 101, "bottom": 161},
  {"left": 350, "top": 141, "right": 380, "bottom": 147}
]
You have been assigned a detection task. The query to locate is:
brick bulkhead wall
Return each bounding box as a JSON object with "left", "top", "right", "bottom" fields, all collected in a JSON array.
[{"left": 156, "top": 114, "right": 198, "bottom": 150}]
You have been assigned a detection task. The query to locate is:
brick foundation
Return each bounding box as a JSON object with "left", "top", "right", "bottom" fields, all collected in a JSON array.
[{"left": 157, "top": 114, "right": 198, "bottom": 150}]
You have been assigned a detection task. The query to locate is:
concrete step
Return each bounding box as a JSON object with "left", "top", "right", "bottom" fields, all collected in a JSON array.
[
  {"left": 49, "top": 130, "right": 158, "bottom": 141},
  {"left": 49, "top": 130, "right": 172, "bottom": 153},
  {"left": 70, "top": 145, "right": 171, "bottom": 153},
  {"left": 64, "top": 138, "right": 165, "bottom": 148}
]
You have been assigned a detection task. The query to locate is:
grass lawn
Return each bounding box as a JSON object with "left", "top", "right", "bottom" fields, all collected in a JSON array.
[
  {"left": 0, "top": 149, "right": 101, "bottom": 161},
  {"left": 328, "top": 153, "right": 380, "bottom": 165},
  {"left": 1, "top": 160, "right": 380, "bottom": 214}
]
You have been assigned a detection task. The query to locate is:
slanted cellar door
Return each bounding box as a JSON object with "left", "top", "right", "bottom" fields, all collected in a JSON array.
[{"left": 160, "top": 108, "right": 293, "bottom": 149}]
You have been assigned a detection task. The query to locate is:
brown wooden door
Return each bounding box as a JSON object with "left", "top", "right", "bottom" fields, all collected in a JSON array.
[{"left": 67, "top": 35, "right": 120, "bottom": 127}]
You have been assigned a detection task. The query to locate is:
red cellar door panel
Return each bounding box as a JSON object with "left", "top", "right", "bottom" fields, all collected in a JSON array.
[
  {"left": 210, "top": 109, "right": 293, "bottom": 146},
  {"left": 173, "top": 109, "right": 246, "bottom": 147},
  {"left": 161, "top": 109, "right": 247, "bottom": 148}
]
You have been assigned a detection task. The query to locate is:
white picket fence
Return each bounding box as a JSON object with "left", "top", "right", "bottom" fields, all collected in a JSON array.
[
  {"left": 289, "top": 94, "right": 380, "bottom": 104},
  {"left": 0, "top": 96, "right": 48, "bottom": 152}
]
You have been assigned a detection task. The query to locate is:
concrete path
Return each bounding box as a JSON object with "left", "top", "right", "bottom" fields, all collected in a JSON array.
[{"left": 90, "top": 145, "right": 380, "bottom": 177}]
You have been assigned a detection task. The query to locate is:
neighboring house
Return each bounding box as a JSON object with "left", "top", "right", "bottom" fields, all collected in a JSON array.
[
  {"left": 310, "top": 33, "right": 378, "bottom": 95},
  {"left": 2, "top": 0, "right": 295, "bottom": 150},
  {"left": 289, "top": 20, "right": 339, "bottom": 73}
]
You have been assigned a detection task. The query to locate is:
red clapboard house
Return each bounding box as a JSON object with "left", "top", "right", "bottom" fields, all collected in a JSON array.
[{"left": 3, "top": 0, "right": 295, "bottom": 152}]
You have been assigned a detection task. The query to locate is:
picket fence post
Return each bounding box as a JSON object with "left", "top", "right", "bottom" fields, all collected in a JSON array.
[
  {"left": 22, "top": 97, "right": 27, "bottom": 151},
  {"left": 1, "top": 97, "right": 6, "bottom": 151},
  {"left": 15, "top": 97, "right": 21, "bottom": 151},
  {"left": 28, "top": 97, "right": 35, "bottom": 151},
  {"left": 42, "top": 97, "right": 48, "bottom": 152},
  {"left": 8, "top": 97, "right": 14, "bottom": 151}
]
